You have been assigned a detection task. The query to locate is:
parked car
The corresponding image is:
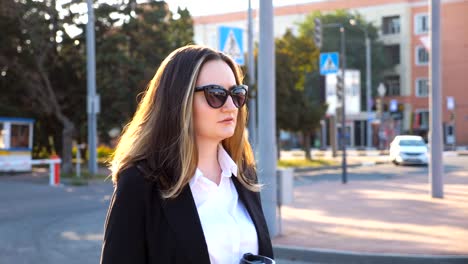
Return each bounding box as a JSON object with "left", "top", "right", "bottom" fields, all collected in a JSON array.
[{"left": 389, "top": 135, "right": 428, "bottom": 166}]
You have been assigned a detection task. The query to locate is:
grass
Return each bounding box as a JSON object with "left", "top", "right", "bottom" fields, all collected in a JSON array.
[
  {"left": 278, "top": 158, "right": 337, "bottom": 168},
  {"left": 61, "top": 168, "right": 110, "bottom": 186},
  {"left": 62, "top": 171, "right": 109, "bottom": 179}
]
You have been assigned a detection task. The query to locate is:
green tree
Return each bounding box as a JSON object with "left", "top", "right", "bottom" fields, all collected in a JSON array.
[
  {"left": 299, "top": 10, "right": 393, "bottom": 109},
  {"left": 63, "top": 0, "right": 194, "bottom": 144},
  {"left": 275, "top": 29, "right": 327, "bottom": 159},
  {"left": 0, "top": 0, "right": 78, "bottom": 172},
  {"left": 1, "top": 0, "right": 194, "bottom": 172}
]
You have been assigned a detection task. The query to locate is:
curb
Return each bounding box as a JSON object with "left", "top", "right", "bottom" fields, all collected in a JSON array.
[
  {"left": 294, "top": 164, "right": 362, "bottom": 173},
  {"left": 293, "top": 160, "right": 390, "bottom": 173},
  {"left": 274, "top": 245, "right": 468, "bottom": 264}
]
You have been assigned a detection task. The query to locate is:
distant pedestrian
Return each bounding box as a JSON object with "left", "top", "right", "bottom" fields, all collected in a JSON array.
[{"left": 100, "top": 45, "right": 273, "bottom": 264}]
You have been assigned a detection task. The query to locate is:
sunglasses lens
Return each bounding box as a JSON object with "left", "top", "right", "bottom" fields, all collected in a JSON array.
[
  {"left": 231, "top": 87, "right": 247, "bottom": 108},
  {"left": 206, "top": 87, "right": 227, "bottom": 108}
]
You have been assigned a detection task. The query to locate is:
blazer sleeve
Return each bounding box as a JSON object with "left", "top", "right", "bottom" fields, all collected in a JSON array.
[{"left": 100, "top": 167, "right": 147, "bottom": 264}]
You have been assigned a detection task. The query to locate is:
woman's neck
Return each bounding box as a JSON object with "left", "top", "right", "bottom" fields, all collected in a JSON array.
[{"left": 196, "top": 138, "right": 221, "bottom": 185}]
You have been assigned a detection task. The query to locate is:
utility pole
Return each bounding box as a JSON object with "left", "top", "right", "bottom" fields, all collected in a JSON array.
[
  {"left": 322, "top": 22, "right": 348, "bottom": 182},
  {"left": 86, "top": 0, "right": 98, "bottom": 175},
  {"left": 258, "top": 0, "right": 277, "bottom": 237},
  {"left": 247, "top": 0, "right": 257, "bottom": 150},
  {"left": 365, "top": 35, "right": 372, "bottom": 148},
  {"left": 429, "top": 0, "right": 443, "bottom": 198},
  {"left": 339, "top": 26, "right": 347, "bottom": 184}
]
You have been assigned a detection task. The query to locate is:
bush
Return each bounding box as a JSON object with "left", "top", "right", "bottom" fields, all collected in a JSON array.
[
  {"left": 33, "top": 146, "right": 52, "bottom": 159},
  {"left": 97, "top": 145, "right": 113, "bottom": 159},
  {"left": 71, "top": 144, "right": 114, "bottom": 159}
]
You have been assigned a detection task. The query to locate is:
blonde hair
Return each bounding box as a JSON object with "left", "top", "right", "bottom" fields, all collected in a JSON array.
[{"left": 110, "top": 45, "right": 260, "bottom": 198}]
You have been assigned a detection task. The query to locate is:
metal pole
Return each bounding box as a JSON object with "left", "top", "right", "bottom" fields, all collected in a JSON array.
[
  {"left": 340, "top": 26, "right": 347, "bottom": 184},
  {"left": 76, "top": 143, "right": 81, "bottom": 178},
  {"left": 330, "top": 115, "right": 337, "bottom": 157},
  {"left": 247, "top": 0, "right": 257, "bottom": 150},
  {"left": 258, "top": 0, "right": 278, "bottom": 237},
  {"left": 86, "top": 0, "right": 97, "bottom": 175},
  {"left": 365, "top": 34, "right": 372, "bottom": 149},
  {"left": 429, "top": 0, "right": 443, "bottom": 198}
]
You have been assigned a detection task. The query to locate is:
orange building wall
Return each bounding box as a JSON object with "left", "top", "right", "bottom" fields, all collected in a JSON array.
[{"left": 410, "top": 1, "right": 468, "bottom": 145}]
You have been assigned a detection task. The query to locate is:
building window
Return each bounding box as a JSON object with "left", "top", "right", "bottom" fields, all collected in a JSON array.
[
  {"left": 416, "top": 46, "right": 429, "bottom": 65},
  {"left": 415, "top": 110, "right": 429, "bottom": 129},
  {"left": 385, "top": 44, "right": 400, "bottom": 65},
  {"left": 416, "top": 78, "right": 429, "bottom": 97},
  {"left": 382, "top": 16, "right": 400, "bottom": 35},
  {"left": 415, "top": 13, "right": 429, "bottom": 34},
  {"left": 10, "top": 124, "right": 29, "bottom": 148},
  {"left": 384, "top": 75, "right": 400, "bottom": 96}
]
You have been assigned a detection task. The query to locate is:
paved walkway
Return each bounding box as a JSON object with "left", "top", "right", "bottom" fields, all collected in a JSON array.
[{"left": 272, "top": 161, "right": 468, "bottom": 261}]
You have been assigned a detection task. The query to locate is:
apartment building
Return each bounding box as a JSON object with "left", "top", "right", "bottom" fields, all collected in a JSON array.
[{"left": 193, "top": 0, "right": 468, "bottom": 146}]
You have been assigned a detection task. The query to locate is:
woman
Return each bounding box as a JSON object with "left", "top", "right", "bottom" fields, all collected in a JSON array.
[{"left": 100, "top": 45, "right": 273, "bottom": 264}]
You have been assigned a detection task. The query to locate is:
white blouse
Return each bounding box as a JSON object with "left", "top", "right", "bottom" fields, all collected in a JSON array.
[{"left": 189, "top": 145, "right": 258, "bottom": 264}]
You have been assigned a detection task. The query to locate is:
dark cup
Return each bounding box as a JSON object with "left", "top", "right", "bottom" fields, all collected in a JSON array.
[{"left": 239, "top": 253, "right": 275, "bottom": 264}]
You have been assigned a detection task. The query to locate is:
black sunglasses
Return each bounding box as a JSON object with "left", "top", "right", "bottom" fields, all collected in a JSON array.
[{"left": 194, "top": 84, "right": 248, "bottom": 109}]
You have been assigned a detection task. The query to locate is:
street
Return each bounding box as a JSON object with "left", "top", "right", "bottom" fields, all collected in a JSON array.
[
  {"left": 0, "top": 156, "right": 466, "bottom": 263},
  {"left": 0, "top": 179, "right": 113, "bottom": 264},
  {"left": 295, "top": 154, "right": 466, "bottom": 185}
]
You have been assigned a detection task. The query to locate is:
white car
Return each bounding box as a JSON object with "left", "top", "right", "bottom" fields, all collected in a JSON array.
[{"left": 389, "top": 135, "right": 428, "bottom": 165}]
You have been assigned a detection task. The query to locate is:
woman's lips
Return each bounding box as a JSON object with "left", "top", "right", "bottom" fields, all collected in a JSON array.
[{"left": 219, "top": 118, "right": 234, "bottom": 123}]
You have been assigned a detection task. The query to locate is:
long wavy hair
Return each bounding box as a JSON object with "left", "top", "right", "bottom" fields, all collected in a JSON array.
[{"left": 110, "top": 45, "right": 260, "bottom": 198}]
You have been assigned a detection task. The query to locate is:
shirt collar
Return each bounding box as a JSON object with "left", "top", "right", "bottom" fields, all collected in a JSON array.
[
  {"left": 218, "top": 144, "right": 238, "bottom": 178},
  {"left": 189, "top": 144, "right": 238, "bottom": 187}
]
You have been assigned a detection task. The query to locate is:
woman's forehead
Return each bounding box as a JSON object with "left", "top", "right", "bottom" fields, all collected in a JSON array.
[{"left": 196, "top": 60, "right": 237, "bottom": 87}]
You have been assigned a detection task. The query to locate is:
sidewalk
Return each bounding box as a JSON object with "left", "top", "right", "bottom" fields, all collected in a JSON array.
[{"left": 272, "top": 163, "right": 468, "bottom": 263}]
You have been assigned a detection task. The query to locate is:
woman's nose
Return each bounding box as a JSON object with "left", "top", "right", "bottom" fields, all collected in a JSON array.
[{"left": 222, "top": 95, "right": 237, "bottom": 111}]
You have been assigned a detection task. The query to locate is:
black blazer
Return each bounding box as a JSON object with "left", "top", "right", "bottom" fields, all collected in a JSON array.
[{"left": 100, "top": 165, "right": 273, "bottom": 264}]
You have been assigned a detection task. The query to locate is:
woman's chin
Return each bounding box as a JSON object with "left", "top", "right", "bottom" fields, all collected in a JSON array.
[{"left": 217, "top": 129, "right": 236, "bottom": 140}]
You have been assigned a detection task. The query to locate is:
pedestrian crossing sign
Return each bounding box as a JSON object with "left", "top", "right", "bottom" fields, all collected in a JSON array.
[
  {"left": 219, "top": 26, "right": 244, "bottom": 65},
  {"left": 320, "top": 52, "right": 339, "bottom": 75}
]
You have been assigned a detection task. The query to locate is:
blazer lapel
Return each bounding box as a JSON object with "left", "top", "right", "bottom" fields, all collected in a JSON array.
[
  {"left": 232, "top": 177, "right": 273, "bottom": 258},
  {"left": 162, "top": 185, "right": 210, "bottom": 263}
]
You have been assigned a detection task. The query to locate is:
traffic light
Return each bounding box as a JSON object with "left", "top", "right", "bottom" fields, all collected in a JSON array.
[
  {"left": 314, "top": 18, "right": 322, "bottom": 49},
  {"left": 336, "top": 73, "right": 344, "bottom": 103}
]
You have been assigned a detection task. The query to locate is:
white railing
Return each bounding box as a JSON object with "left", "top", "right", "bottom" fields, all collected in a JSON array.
[{"left": 0, "top": 158, "right": 62, "bottom": 186}]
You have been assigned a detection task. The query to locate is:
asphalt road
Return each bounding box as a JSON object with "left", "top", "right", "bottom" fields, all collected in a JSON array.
[
  {"left": 0, "top": 156, "right": 466, "bottom": 263},
  {"left": 0, "top": 179, "right": 113, "bottom": 264},
  {"left": 295, "top": 155, "right": 467, "bottom": 186}
]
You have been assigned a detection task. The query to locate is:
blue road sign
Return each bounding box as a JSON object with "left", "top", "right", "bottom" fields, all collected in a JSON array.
[
  {"left": 219, "top": 26, "right": 244, "bottom": 65},
  {"left": 319, "top": 52, "right": 339, "bottom": 75}
]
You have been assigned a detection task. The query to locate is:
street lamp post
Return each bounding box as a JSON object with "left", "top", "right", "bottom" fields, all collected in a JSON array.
[
  {"left": 350, "top": 19, "right": 372, "bottom": 149},
  {"left": 322, "top": 22, "right": 347, "bottom": 184},
  {"left": 86, "top": 0, "right": 98, "bottom": 175}
]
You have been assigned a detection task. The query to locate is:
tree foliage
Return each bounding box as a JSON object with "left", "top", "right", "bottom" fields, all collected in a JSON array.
[
  {"left": 0, "top": 0, "right": 193, "bottom": 172},
  {"left": 299, "top": 10, "right": 393, "bottom": 108},
  {"left": 275, "top": 10, "right": 393, "bottom": 158},
  {"left": 275, "top": 29, "right": 327, "bottom": 159}
]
